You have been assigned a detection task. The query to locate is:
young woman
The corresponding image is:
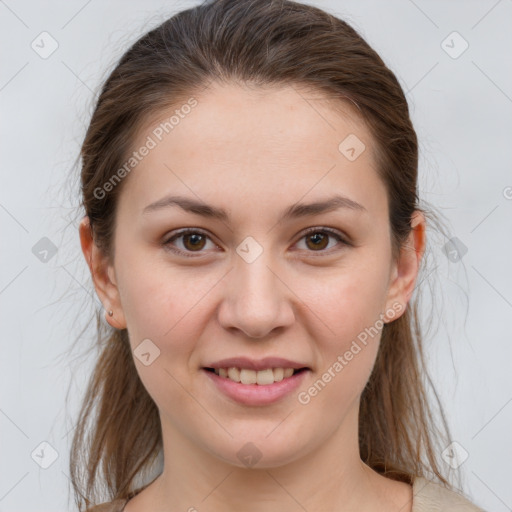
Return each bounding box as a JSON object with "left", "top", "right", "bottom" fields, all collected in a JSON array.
[{"left": 71, "top": 0, "right": 486, "bottom": 510}]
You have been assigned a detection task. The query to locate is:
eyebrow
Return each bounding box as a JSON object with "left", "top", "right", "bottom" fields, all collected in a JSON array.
[{"left": 142, "top": 194, "right": 367, "bottom": 221}]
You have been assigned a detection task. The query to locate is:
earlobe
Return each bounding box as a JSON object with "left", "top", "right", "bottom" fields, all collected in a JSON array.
[
  {"left": 79, "top": 216, "right": 127, "bottom": 329},
  {"left": 103, "top": 307, "right": 126, "bottom": 330}
]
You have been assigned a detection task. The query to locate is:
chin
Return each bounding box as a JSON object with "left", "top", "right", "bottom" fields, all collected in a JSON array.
[{"left": 205, "top": 435, "right": 308, "bottom": 470}]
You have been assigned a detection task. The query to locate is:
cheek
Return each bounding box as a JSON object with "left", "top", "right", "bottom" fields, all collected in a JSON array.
[
  {"left": 115, "top": 262, "right": 212, "bottom": 413},
  {"left": 297, "top": 276, "right": 385, "bottom": 417},
  {"left": 116, "top": 263, "right": 168, "bottom": 340},
  {"left": 296, "top": 263, "right": 388, "bottom": 392},
  {"left": 115, "top": 251, "right": 227, "bottom": 366},
  {"left": 299, "top": 261, "right": 390, "bottom": 340}
]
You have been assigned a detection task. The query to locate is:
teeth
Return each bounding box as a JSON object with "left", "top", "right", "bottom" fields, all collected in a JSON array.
[
  {"left": 227, "top": 367, "right": 241, "bottom": 382},
  {"left": 213, "top": 367, "right": 298, "bottom": 385},
  {"left": 273, "top": 368, "right": 284, "bottom": 382},
  {"left": 240, "top": 369, "right": 257, "bottom": 385}
]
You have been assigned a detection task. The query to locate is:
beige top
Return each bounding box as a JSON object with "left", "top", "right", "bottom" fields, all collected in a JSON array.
[{"left": 84, "top": 476, "right": 486, "bottom": 512}]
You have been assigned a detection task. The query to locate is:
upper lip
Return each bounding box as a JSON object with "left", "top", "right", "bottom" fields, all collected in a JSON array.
[{"left": 203, "top": 357, "right": 310, "bottom": 371}]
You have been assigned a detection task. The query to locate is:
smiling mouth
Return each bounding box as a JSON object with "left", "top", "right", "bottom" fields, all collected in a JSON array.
[{"left": 203, "top": 367, "right": 308, "bottom": 385}]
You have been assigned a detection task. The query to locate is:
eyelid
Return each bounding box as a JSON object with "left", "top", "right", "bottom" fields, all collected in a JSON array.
[
  {"left": 290, "top": 226, "right": 351, "bottom": 256},
  {"left": 163, "top": 227, "right": 220, "bottom": 257},
  {"left": 299, "top": 226, "right": 350, "bottom": 245},
  {"left": 162, "top": 226, "right": 350, "bottom": 257}
]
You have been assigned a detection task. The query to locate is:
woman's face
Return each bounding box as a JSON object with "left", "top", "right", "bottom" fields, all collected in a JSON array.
[{"left": 84, "top": 82, "right": 420, "bottom": 468}]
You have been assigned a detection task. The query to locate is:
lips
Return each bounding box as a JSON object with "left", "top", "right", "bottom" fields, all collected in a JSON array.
[
  {"left": 201, "top": 356, "right": 311, "bottom": 405},
  {"left": 202, "top": 365, "right": 310, "bottom": 405}
]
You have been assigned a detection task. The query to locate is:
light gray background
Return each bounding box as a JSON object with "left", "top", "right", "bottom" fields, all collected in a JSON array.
[{"left": 1, "top": 0, "right": 511, "bottom": 511}]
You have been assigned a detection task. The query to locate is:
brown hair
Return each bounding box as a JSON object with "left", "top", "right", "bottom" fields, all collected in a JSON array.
[{"left": 70, "top": 0, "right": 456, "bottom": 509}]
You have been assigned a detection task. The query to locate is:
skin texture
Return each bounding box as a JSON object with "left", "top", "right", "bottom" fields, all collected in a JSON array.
[{"left": 79, "top": 82, "right": 425, "bottom": 512}]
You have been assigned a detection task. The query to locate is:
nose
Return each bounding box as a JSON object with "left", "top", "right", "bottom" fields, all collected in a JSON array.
[{"left": 217, "top": 250, "right": 295, "bottom": 339}]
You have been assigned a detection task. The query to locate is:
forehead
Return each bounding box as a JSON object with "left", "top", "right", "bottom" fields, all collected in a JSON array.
[
  {"left": 140, "top": 81, "right": 371, "bottom": 156},
  {"left": 117, "top": 82, "right": 387, "bottom": 223}
]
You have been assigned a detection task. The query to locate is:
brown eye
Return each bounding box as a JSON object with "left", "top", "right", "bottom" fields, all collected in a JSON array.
[
  {"left": 295, "top": 228, "right": 349, "bottom": 254},
  {"left": 163, "top": 229, "right": 217, "bottom": 257},
  {"left": 182, "top": 233, "right": 207, "bottom": 251},
  {"left": 305, "top": 232, "right": 329, "bottom": 251}
]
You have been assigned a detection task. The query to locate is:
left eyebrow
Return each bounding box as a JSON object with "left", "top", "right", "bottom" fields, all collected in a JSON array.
[{"left": 142, "top": 193, "right": 367, "bottom": 221}]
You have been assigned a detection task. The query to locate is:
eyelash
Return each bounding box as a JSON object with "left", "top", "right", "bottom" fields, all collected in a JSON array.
[{"left": 162, "top": 227, "right": 350, "bottom": 258}]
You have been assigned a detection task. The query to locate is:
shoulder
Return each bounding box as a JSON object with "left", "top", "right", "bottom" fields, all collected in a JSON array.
[
  {"left": 84, "top": 498, "right": 128, "bottom": 512},
  {"left": 412, "top": 476, "right": 487, "bottom": 511}
]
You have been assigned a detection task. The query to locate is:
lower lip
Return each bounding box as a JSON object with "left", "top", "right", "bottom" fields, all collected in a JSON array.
[{"left": 202, "top": 368, "right": 309, "bottom": 406}]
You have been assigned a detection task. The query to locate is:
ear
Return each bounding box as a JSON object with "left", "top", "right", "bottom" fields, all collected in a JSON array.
[
  {"left": 383, "top": 211, "right": 426, "bottom": 321},
  {"left": 79, "top": 216, "right": 127, "bottom": 329}
]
